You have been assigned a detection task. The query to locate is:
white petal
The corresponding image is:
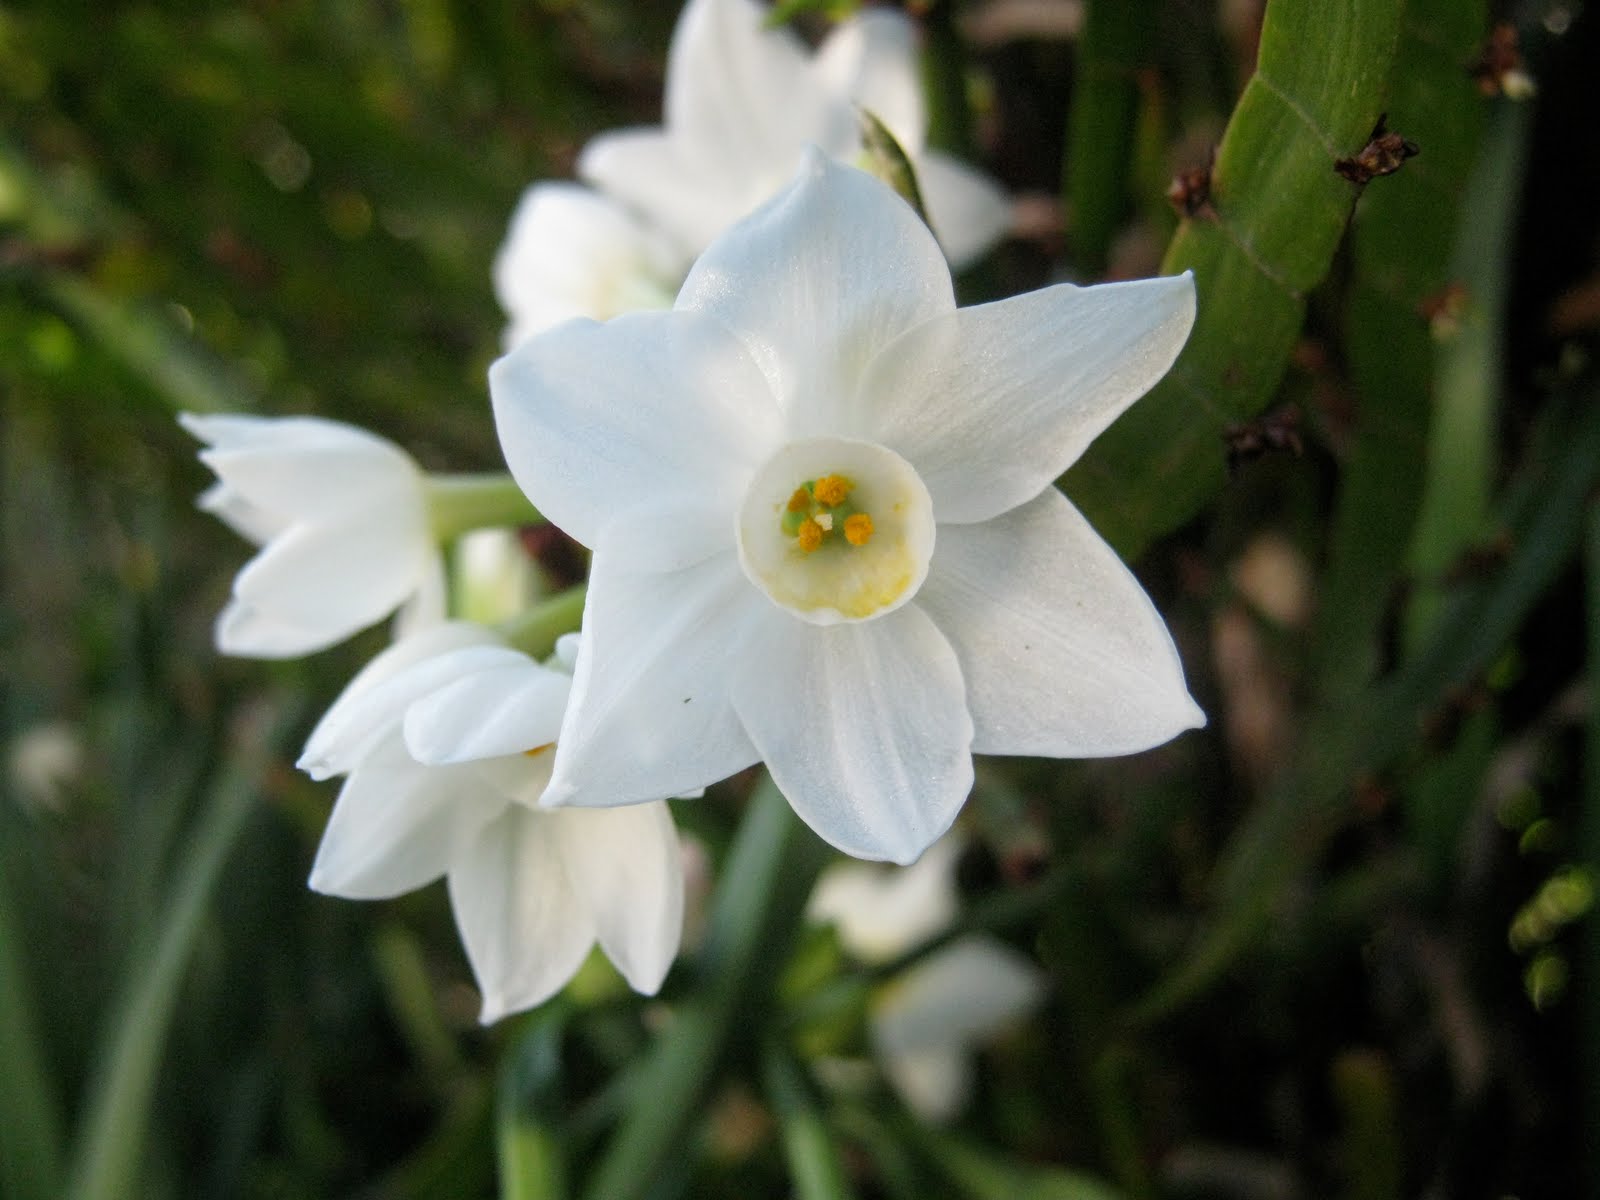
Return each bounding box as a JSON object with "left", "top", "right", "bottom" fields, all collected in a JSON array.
[
  {"left": 447, "top": 806, "right": 597, "bottom": 1023},
  {"left": 663, "top": 0, "right": 820, "bottom": 169},
  {"left": 188, "top": 415, "right": 422, "bottom": 523},
  {"left": 731, "top": 603, "right": 974, "bottom": 865},
  {"left": 308, "top": 734, "right": 504, "bottom": 899},
  {"left": 215, "top": 597, "right": 340, "bottom": 660},
  {"left": 489, "top": 309, "right": 782, "bottom": 551},
  {"left": 493, "top": 182, "right": 685, "bottom": 345},
  {"left": 198, "top": 481, "right": 286, "bottom": 545},
  {"left": 917, "top": 150, "right": 1013, "bottom": 271},
  {"left": 298, "top": 626, "right": 508, "bottom": 780},
  {"left": 676, "top": 152, "right": 955, "bottom": 439},
  {"left": 807, "top": 830, "right": 965, "bottom": 960},
  {"left": 543, "top": 547, "right": 761, "bottom": 808},
  {"left": 553, "top": 802, "right": 685, "bottom": 994},
  {"left": 578, "top": 130, "right": 747, "bottom": 258},
  {"left": 391, "top": 552, "right": 449, "bottom": 640},
  {"left": 873, "top": 935, "right": 1046, "bottom": 1054},
  {"left": 871, "top": 935, "right": 1045, "bottom": 1122},
  {"left": 403, "top": 656, "right": 571, "bottom": 765},
  {"left": 811, "top": 9, "right": 927, "bottom": 156},
  {"left": 877, "top": 1043, "right": 971, "bottom": 1124},
  {"left": 230, "top": 507, "right": 431, "bottom": 637},
  {"left": 863, "top": 272, "right": 1196, "bottom": 524},
  {"left": 918, "top": 488, "right": 1204, "bottom": 757}
]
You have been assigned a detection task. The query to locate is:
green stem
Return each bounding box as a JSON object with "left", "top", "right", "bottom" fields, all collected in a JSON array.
[
  {"left": 427, "top": 473, "right": 545, "bottom": 543},
  {"left": 65, "top": 698, "right": 301, "bottom": 1200},
  {"left": 498, "top": 584, "right": 587, "bottom": 661},
  {"left": 581, "top": 776, "right": 833, "bottom": 1200}
]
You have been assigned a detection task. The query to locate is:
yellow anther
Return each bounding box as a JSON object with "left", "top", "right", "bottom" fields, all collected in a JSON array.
[
  {"left": 813, "top": 474, "right": 852, "bottom": 507},
  {"left": 523, "top": 742, "right": 555, "bottom": 758},
  {"left": 797, "top": 518, "right": 824, "bottom": 553},
  {"left": 843, "top": 513, "right": 874, "bottom": 546},
  {"left": 786, "top": 486, "right": 812, "bottom": 514}
]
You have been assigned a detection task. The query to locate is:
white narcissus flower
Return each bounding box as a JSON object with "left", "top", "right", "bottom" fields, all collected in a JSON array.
[
  {"left": 809, "top": 833, "right": 1046, "bottom": 1122},
  {"left": 578, "top": 0, "right": 1011, "bottom": 270},
  {"left": 490, "top": 153, "right": 1203, "bottom": 866},
  {"left": 493, "top": 183, "right": 687, "bottom": 349},
  {"left": 300, "top": 623, "right": 684, "bottom": 1023},
  {"left": 182, "top": 413, "right": 443, "bottom": 658}
]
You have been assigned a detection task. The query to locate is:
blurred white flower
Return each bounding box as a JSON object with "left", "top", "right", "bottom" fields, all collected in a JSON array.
[
  {"left": 491, "top": 153, "right": 1202, "bottom": 866},
  {"left": 579, "top": 0, "right": 1012, "bottom": 269},
  {"left": 6, "top": 720, "right": 84, "bottom": 814},
  {"left": 809, "top": 832, "right": 1046, "bottom": 1122},
  {"left": 493, "top": 182, "right": 686, "bottom": 348},
  {"left": 299, "top": 622, "right": 684, "bottom": 1022},
  {"left": 182, "top": 413, "right": 442, "bottom": 658}
]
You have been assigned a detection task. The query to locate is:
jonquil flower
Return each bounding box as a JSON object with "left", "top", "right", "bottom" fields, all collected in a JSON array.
[
  {"left": 301, "top": 623, "right": 684, "bottom": 1022},
  {"left": 494, "top": 182, "right": 686, "bottom": 348},
  {"left": 809, "top": 833, "right": 1046, "bottom": 1122},
  {"left": 182, "top": 413, "right": 441, "bottom": 658},
  {"left": 491, "top": 152, "right": 1203, "bottom": 865},
  {"left": 579, "top": 0, "right": 1011, "bottom": 269}
]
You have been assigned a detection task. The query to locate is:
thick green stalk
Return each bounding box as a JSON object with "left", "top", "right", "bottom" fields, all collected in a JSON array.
[
  {"left": 1063, "top": 0, "right": 1405, "bottom": 557},
  {"left": 65, "top": 698, "right": 301, "bottom": 1200},
  {"left": 581, "top": 776, "right": 833, "bottom": 1200}
]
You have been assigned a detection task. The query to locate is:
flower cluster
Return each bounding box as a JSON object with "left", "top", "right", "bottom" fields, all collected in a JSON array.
[{"left": 184, "top": 0, "right": 1202, "bottom": 1024}]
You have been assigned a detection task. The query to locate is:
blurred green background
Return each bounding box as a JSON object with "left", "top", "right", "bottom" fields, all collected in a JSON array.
[{"left": 3, "top": 1, "right": 1599, "bottom": 1197}]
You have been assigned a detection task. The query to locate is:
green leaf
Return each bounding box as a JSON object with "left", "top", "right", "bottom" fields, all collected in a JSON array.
[
  {"left": 761, "top": 1039, "right": 858, "bottom": 1200},
  {"left": 0, "top": 849, "right": 66, "bottom": 1200},
  {"left": 580, "top": 776, "right": 834, "bottom": 1200},
  {"left": 497, "top": 1006, "right": 571, "bottom": 1200},
  {"left": 1063, "top": 0, "right": 1157, "bottom": 274},
  {"left": 1132, "top": 376, "right": 1600, "bottom": 1023},
  {"left": 65, "top": 697, "right": 303, "bottom": 1200},
  {"left": 907, "top": 1123, "right": 1127, "bottom": 1200},
  {"left": 1403, "top": 103, "right": 1529, "bottom": 647},
  {"left": 1312, "top": 0, "right": 1489, "bottom": 699},
  {"left": 1064, "top": 0, "right": 1406, "bottom": 556}
]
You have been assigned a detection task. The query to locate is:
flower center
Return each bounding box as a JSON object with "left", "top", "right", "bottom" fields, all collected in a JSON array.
[{"left": 737, "top": 437, "right": 935, "bottom": 626}]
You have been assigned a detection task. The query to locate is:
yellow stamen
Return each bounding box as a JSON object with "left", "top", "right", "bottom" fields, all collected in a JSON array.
[
  {"left": 813, "top": 474, "right": 852, "bottom": 507},
  {"left": 843, "top": 513, "right": 874, "bottom": 546},
  {"left": 797, "top": 518, "right": 824, "bottom": 552},
  {"left": 786, "top": 486, "right": 812, "bottom": 514},
  {"left": 523, "top": 742, "right": 555, "bottom": 758}
]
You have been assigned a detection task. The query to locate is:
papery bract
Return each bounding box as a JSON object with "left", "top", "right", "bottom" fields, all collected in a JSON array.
[
  {"left": 578, "top": 0, "right": 1011, "bottom": 269},
  {"left": 301, "top": 623, "right": 684, "bottom": 1022},
  {"left": 182, "top": 413, "right": 441, "bottom": 658},
  {"left": 491, "top": 152, "right": 1203, "bottom": 866}
]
